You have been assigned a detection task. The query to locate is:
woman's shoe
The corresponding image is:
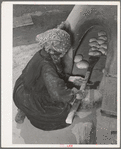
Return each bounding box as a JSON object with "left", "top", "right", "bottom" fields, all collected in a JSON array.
[{"left": 15, "top": 109, "right": 26, "bottom": 124}]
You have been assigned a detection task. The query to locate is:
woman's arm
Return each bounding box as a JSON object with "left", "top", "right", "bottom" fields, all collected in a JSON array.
[{"left": 42, "top": 63, "right": 75, "bottom": 103}]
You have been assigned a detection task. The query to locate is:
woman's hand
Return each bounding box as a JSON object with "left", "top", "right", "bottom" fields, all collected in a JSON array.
[
  {"left": 76, "top": 90, "right": 86, "bottom": 100},
  {"left": 57, "top": 21, "right": 73, "bottom": 45},
  {"left": 72, "top": 88, "right": 87, "bottom": 100},
  {"left": 57, "top": 21, "right": 65, "bottom": 29},
  {"left": 72, "top": 87, "right": 78, "bottom": 94},
  {"left": 57, "top": 21, "right": 70, "bottom": 30}
]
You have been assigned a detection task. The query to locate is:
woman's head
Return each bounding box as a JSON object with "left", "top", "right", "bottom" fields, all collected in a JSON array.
[{"left": 36, "top": 28, "right": 71, "bottom": 57}]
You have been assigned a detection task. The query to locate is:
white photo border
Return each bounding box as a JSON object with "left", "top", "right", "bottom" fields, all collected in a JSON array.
[{"left": 1, "top": 1, "right": 120, "bottom": 148}]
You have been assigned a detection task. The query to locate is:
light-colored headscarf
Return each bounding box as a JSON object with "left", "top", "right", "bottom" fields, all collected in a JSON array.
[{"left": 36, "top": 28, "right": 71, "bottom": 56}]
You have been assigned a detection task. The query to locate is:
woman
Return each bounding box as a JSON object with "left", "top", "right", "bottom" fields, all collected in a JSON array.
[{"left": 13, "top": 28, "right": 81, "bottom": 131}]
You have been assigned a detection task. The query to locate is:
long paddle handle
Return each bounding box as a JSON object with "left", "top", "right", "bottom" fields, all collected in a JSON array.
[
  {"left": 66, "top": 71, "right": 91, "bottom": 124},
  {"left": 66, "top": 56, "right": 101, "bottom": 124}
]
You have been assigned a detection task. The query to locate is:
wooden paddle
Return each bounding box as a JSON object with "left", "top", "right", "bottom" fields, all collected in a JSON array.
[{"left": 66, "top": 55, "right": 101, "bottom": 124}]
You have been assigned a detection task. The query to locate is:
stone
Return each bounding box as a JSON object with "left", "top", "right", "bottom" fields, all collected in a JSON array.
[{"left": 72, "top": 122, "right": 96, "bottom": 144}]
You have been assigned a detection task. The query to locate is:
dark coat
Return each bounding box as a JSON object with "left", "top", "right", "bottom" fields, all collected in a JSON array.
[{"left": 13, "top": 49, "right": 74, "bottom": 130}]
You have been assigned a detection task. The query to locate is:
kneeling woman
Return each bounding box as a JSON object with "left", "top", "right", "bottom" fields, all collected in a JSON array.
[{"left": 13, "top": 29, "right": 79, "bottom": 131}]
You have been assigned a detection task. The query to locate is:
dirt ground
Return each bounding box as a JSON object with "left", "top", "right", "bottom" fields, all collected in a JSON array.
[
  {"left": 13, "top": 5, "right": 74, "bottom": 47},
  {"left": 13, "top": 5, "right": 117, "bottom": 145}
]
